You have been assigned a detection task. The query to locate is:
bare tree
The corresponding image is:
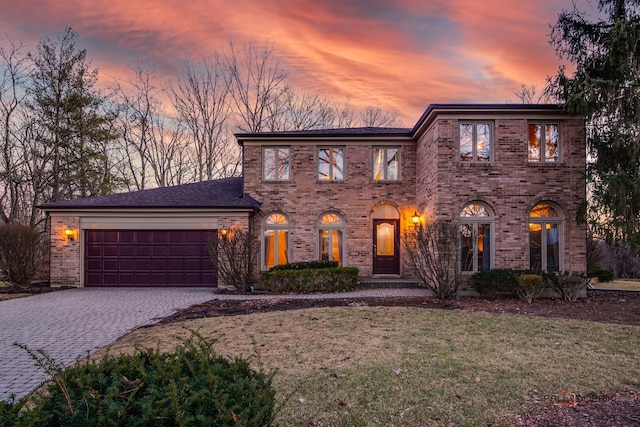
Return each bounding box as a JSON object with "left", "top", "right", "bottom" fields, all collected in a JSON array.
[
  {"left": 0, "top": 35, "right": 30, "bottom": 224},
  {"left": 360, "top": 106, "right": 403, "bottom": 127},
  {"left": 402, "top": 220, "right": 469, "bottom": 299},
  {"left": 169, "top": 56, "right": 240, "bottom": 180},
  {"left": 223, "top": 40, "right": 290, "bottom": 132},
  {"left": 512, "top": 83, "right": 556, "bottom": 104}
]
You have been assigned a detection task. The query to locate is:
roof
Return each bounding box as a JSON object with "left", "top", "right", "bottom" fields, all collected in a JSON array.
[
  {"left": 235, "top": 126, "right": 411, "bottom": 139},
  {"left": 235, "top": 104, "right": 570, "bottom": 142},
  {"left": 39, "top": 177, "right": 261, "bottom": 211}
]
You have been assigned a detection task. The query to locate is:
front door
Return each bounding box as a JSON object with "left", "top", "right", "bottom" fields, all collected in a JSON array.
[{"left": 373, "top": 219, "right": 400, "bottom": 275}]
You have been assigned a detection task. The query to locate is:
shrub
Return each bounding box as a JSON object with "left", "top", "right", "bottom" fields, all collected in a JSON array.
[
  {"left": 268, "top": 260, "right": 338, "bottom": 271},
  {"left": 261, "top": 267, "right": 358, "bottom": 293},
  {"left": 208, "top": 227, "right": 257, "bottom": 293},
  {"left": 588, "top": 267, "right": 615, "bottom": 282},
  {"left": 402, "top": 220, "right": 468, "bottom": 299},
  {"left": 0, "top": 224, "right": 47, "bottom": 286},
  {"left": 545, "top": 272, "right": 587, "bottom": 302},
  {"left": 471, "top": 269, "right": 523, "bottom": 296},
  {"left": 516, "top": 274, "right": 546, "bottom": 303},
  {"left": 10, "top": 333, "right": 276, "bottom": 426}
]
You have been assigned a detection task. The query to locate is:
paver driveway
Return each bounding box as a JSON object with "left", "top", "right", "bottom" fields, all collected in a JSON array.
[{"left": 0, "top": 288, "right": 216, "bottom": 402}]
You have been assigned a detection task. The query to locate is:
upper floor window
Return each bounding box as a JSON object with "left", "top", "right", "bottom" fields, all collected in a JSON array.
[
  {"left": 529, "top": 203, "right": 562, "bottom": 271},
  {"left": 318, "top": 147, "right": 344, "bottom": 181},
  {"left": 528, "top": 123, "right": 559, "bottom": 162},
  {"left": 263, "top": 212, "right": 289, "bottom": 269},
  {"left": 460, "top": 122, "right": 491, "bottom": 162},
  {"left": 318, "top": 212, "right": 345, "bottom": 266},
  {"left": 263, "top": 147, "right": 290, "bottom": 181},
  {"left": 373, "top": 147, "right": 400, "bottom": 181},
  {"left": 460, "top": 202, "right": 493, "bottom": 272}
]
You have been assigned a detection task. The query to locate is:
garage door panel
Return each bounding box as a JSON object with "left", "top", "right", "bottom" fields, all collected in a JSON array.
[{"left": 85, "top": 229, "right": 217, "bottom": 287}]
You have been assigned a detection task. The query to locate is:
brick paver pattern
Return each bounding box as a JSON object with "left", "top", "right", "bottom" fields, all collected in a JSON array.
[{"left": 0, "top": 288, "right": 216, "bottom": 402}]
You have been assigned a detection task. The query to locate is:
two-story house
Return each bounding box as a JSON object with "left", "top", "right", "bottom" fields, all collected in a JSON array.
[{"left": 41, "top": 104, "right": 586, "bottom": 288}]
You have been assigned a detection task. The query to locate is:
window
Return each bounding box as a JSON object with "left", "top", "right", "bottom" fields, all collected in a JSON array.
[
  {"left": 460, "top": 202, "right": 493, "bottom": 272},
  {"left": 460, "top": 122, "right": 491, "bottom": 162},
  {"left": 318, "top": 147, "right": 344, "bottom": 181},
  {"left": 318, "top": 212, "right": 345, "bottom": 266},
  {"left": 373, "top": 147, "right": 400, "bottom": 181},
  {"left": 263, "top": 213, "right": 289, "bottom": 269},
  {"left": 263, "top": 147, "right": 290, "bottom": 181},
  {"left": 529, "top": 203, "right": 561, "bottom": 271},
  {"left": 528, "top": 123, "right": 559, "bottom": 162}
]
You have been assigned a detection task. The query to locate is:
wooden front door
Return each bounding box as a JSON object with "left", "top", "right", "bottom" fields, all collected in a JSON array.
[{"left": 373, "top": 219, "right": 400, "bottom": 275}]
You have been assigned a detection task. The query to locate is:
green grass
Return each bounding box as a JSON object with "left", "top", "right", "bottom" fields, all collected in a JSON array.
[
  {"left": 108, "top": 307, "right": 640, "bottom": 426},
  {"left": 593, "top": 279, "right": 640, "bottom": 291}
]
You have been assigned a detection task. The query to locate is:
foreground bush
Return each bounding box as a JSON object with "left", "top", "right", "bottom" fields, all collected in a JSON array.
[
  {"left": 544, "top": 272, "right": 588, "bottom": 302},
  {"left": 0, "top": 224, "right": 46, "bottom": 286},
  {"left": 3, "top": 334, "right": 275, "bottom": 426},
  {"left": 516, "top": 274, "right": 546, "bottom": 303},
  {"left": 471, "top": 269, "right": 524, "bottom": 296},
  {"left": 261, "top": 267, "right": 358, "bottom": 293}
]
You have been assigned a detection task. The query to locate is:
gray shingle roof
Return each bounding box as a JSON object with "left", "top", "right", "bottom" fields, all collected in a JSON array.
[{"left": 39, "top": 177, "right": 260, "bottom": 210}]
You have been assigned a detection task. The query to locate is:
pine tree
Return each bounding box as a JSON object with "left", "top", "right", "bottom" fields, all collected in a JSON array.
[{"left": 548, "top": 0, "right": 640, "bottom": 247}]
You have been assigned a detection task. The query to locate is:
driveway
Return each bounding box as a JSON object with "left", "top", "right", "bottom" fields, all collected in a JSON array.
[{"left": 0, "top": 288, "right": 216, "bottom": 402}]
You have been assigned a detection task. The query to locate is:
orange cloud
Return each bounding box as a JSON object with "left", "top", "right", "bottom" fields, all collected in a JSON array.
[{"left": 0, "top": 0, "right": 584, "bottom": 124}]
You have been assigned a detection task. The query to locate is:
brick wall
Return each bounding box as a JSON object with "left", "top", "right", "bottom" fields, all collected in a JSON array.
[
  {"left": 416, "top": 116, "right": 586, "bottom": 273},
  {"left": 244, "top": 143, "right": 419, "bottom": 277},
  {"left": 49, "top": 214, "right": 81, "bottom": 286}
]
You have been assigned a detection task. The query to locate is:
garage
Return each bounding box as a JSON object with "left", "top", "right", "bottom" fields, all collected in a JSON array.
[
  {"left": 41, "top": 177, "right": 260, "bottom": 288},
  {"left": 85, "top": 230, "right": 217, "bottom": 287}
]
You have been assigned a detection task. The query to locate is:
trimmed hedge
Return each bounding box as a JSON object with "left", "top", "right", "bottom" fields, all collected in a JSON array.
[
  {"left": 261, "top": 267, "right": 358, "bottom": 293},
  {"left": 268, "top": 260, "right": 339, "bottom": 271}
]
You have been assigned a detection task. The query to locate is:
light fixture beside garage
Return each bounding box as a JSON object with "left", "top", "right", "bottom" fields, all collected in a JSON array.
[
  {"left": 64, "top": 228, "right": 78, "bottom": 241},
  {"left": 220, "top": 229, "right": 228, "bottom": 240}
]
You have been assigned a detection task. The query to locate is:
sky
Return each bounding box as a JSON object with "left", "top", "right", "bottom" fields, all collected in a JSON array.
[{"left": 0, "top": 0, "right": 599, "bottom": 125}]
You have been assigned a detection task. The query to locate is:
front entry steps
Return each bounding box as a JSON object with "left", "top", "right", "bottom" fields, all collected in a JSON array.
[{"left": 357, "top": 278, "right": 421, "bottom": 289}]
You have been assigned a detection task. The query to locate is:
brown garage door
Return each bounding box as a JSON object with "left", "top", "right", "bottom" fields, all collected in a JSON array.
[{"left": 85, "top": 230, "right": 217, "bottom": 287}]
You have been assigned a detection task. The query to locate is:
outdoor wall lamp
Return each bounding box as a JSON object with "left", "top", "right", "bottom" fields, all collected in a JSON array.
[
  {"left": 411, "top": 211, "right": 421, "bottom": 225},
  {"left": 64, "top": 228, "right": 77, "bottom": 241},
  {"left": 220, "top": 229, "right": 228, "bottom": 240}
]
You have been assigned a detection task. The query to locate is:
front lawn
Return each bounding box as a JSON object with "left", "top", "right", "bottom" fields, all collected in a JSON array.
[{"left": 106, "top": 307, "right": 640, "bottom": 426}]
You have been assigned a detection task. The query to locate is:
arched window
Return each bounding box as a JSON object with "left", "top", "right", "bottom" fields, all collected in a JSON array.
[
  {"left": 529, "top": 203, "right": 562, "bottom": 271},
  {"left": 460, "top": 202, "right": 494, "bottom": 272},
  {"left": 263, "top": 213, "right": 289, "bottom": 269},
  {"left": 318, "top": 212, "right": 345, "bottom": 266}
]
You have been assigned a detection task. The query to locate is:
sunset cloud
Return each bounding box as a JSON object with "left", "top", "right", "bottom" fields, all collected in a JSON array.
[{"left": 0, "top": 0, "right": 588, "bottom": 124}]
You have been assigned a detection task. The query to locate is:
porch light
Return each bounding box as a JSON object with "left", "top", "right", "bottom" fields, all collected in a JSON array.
[
  {"left": 411, "top": 211, "right": 420, "bottom": 225},
  {"left": 64, "top": 228, "right": 77, "bottom": 241},
  {"left": 220, "top": 229, "right": 228, "bottom": 240}
]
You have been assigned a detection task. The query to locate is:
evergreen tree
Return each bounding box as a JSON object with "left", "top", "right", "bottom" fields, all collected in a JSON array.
[
  {"left": 548, "top": 0, "right": 640, "bottom": 247},
  {"left": 28, "top": 26, "right": 118, "bottom": 202}
]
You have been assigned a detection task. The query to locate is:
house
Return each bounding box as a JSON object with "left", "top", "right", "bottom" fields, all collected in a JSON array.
[{"left": 40, "top": 104, "right": 586, "bottom": 288}]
